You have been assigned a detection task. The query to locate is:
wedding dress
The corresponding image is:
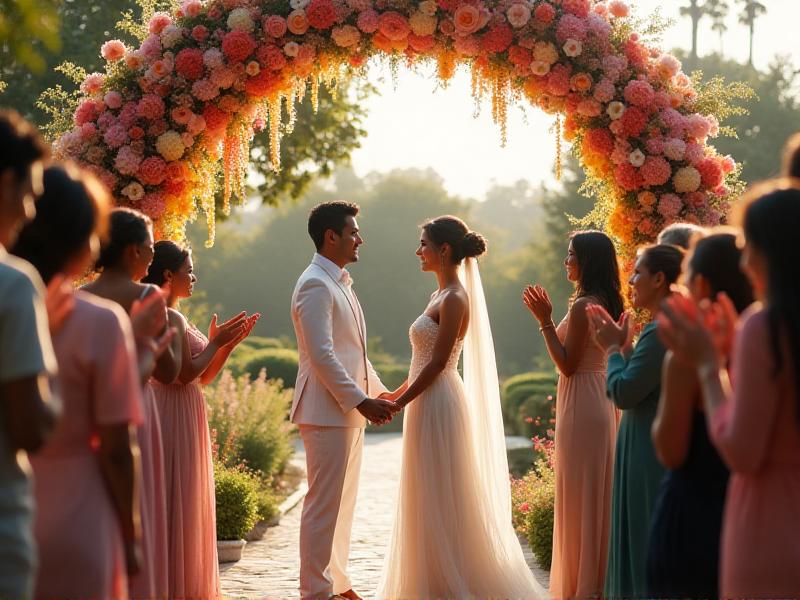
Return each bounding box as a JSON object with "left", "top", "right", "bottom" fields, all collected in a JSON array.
[{"left": 377, "top": 259, "right": 545, "bottom": 600}]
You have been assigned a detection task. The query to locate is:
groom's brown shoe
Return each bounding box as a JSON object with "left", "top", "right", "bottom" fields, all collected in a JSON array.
[{"left": 338, "top": 590, "right": 363, "bottom": 600}]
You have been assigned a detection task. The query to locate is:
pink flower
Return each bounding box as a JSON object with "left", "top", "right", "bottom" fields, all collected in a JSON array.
[
  {"left": 210, "top": 66, "right": 237, "bottom": 88},
  {"left": 556, "top": 14, "right": 588, "bottom": 43},
  {"left": 697, "top": 157, "right": 724, "bottom": 188},
  {"left": 545, "top": 64, "right": 571, "bottom": 96},
  {"left": 507, "top": 4, "right": 531, "bottom": 28},
  {"left": 657, "top": 193, "right": 683, "bottom": 219},
  {"left": 114, "top": 145, "right": 143, "bottom": 176},
  {"left": 79, "top": 123, "right": 97, "bottom": 140},
  {"left": 657, "top": 54, "right": 681, "bottom": 79},
  {"left": 187, "top": 113, "right": 206, "bottom": 135},
  {"left": 454, "top": 34, "right": 480, "bottom": 56},
  {"left": 74, "top": 100, "right": 98, "bottom": 126},
  {"left": 140, "top": 35, "right": 163, "bottom": 61},
  {"left": 637, "top": 217, "right": 655, "bottom": 235},
  {"left": 118, "top": 102, "right": 138, "bottom": 127},
  {"left": 357, "top": 9, "right": 379, "bottom": 32},
  {"left": 615, "top": 162, "right": 642, "bottom": 191},
  {"left": 148, "top": 13, "right": 172, "bottom": 35},
  {"left": 519, "top": 502, "right": 530, "bottom": 513},
  {"left": 140, "top": 192, "right": 166, "bottom": 219},
  {"left": 264, "top": 15, "right": 288, "bottom": 38},
  {"left": 192, "top": 25, "right": 210, "bottom": 42},
  {"left": 619, "top": 106, "right": 647, "bottom": 137},
  {"left": 608, "top": 1, "right": 629, "bottom": 18},
  {"left": 687, "top": 114, "right": 711, "bottom": 139},
  {"left": 191, "top": 79, "right": 220, "bottom": 101},
  {"left": 332, "top": 24, "right": 361, "bottom": 47},
  {"left": 378, "top": 11, "right": 410, "bottom": 41},
  {"left": 577, "top": 99, "right": 601, "bottom": 117},
  {"left": 287, "top": 9, "right": 310, "bottom": 34},
  {"left": 137, "top": 94, "right": 165, "bottom": 120},
  {"left": 481, "top": 23, "right": 514, "bottom": 53},
  {"left": 641, "top": 155, "right": 671, "bottom": 186},
  {"left": 721, "top": 155, "right": 736, "bottom": 174},
  {"left": 453, "top": 4, "right": 481, "bottom": 35},
  {"left": 138, "top": 156, "right": 167, "bottom": 185},
  {"left": 181, "top": 0, "right": 203, "bottom": 17},
  {"left": 101, "top": 40, "right": 126, "bottom": 61},
  {"left": 592, "top": 78, "right": 616, "bottom": 103},
  {"left": 80, "top": 73, "right": 105, "bottom": 95},
  {"left": 171, "top": 106, "right": 192, "bottom": 125},
  {"left": 685, "top": 142, "right": 705, "bottom": 165},
  {"left": 306, "top": 0, "right": 337, "bottom": 29},
  {"left": 222, "top": 30, "right": 256, "bottom": 62},
  {"left": 533, "top": 2, "right": 556, "bottom": 25},
  {"left": 562, "top": 0, "right": 590, "bottom": 18},
  {"left": 645, "top": 137, "right": 665, "bottom": 155},
  {"left": 258, "top": 44, "right": 288, "bottom": 70},
  {"left": 175, "top": 48, "right": 205, "bottom": 80},
  {"left": 103, "top": 124, "right": 128, "bottom": 149},
  {"left": 624, "top": 80, "right": 655, "bottom": 108},
  {"left": 638, "top": 191, "right": 657, "bottom": 211},
  {"left": 563, "top": 38, "right": 583, "bottom": 57}
]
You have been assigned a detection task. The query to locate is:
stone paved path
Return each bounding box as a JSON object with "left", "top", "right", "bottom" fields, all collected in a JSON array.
[{"left": 221, "top": 433, "right": 550, "bottom": 599}]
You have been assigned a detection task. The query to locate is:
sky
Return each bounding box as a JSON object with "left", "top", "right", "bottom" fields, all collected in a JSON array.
[{"left": 347, "top": 0, "right": 800, "bottom": 200}]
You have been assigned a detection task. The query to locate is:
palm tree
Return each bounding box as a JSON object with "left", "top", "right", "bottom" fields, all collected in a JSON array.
[
  {"left": 706, "top": 0, "right": 729, "bottom": 55},
  {"left": 680, "top": 0, "right": 706, "bottom": 63},
  {"left": 737, "top": 0, "right": 767, "bottom": 66}
]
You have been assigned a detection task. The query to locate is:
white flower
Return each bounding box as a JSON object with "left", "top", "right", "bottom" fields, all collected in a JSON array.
[
  {"left": 419, "top": 0, "right": 437, "bottom": 16},
  {"left": 121, "top": 182, "right": 145, "bottom": 202},
  {"left": 530, "top": 61, "right": 551, "bottom": 77},
  {"left": 506, "top": 3, "right": 531, "bottom": 28},
  {"left": 290, "top": 0, "right": 310, "bottom": 9},
  {"left": 629, "top": 149, "right": 646, "bottom": 167},
  {"left": 562, "top": 38, "right": 583, "bottom": 57},
  {"left": 160, "top": 24, "right": 184, "bottom": 48},
  {"left": 227, "top": 7, "right": 255, "bottom": 32},
  {"left": 283, "top": 42, "right": 300, "bottom": 57},
  {"left": 607, "top": 101, "right": 626, "bottom": 120}
]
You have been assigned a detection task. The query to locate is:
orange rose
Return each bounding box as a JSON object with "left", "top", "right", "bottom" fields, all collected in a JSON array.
[
  {"left": 287, "top": 10, "right": 310, "bottom": 35},
  {"left": 453, "top": 4, "right": 481, "bottom": 35},
  {"left": 570, "top": 72, "right": 592, "bottom": 93}
]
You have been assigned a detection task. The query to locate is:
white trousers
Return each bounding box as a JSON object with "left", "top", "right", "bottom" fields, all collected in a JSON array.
[{"left": 298, "top": 425, "right": 364, "bottom": 599}]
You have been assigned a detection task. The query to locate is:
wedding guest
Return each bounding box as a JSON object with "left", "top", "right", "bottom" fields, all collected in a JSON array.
[
  {"left": 0, "top": 109, "right": 59, "bottom": 598},
  {"left": 522, "top": 231, "right": 623, "bottom": 600},
  {"left": 12, "top": 164, "right": 146, "bottom": 598},
  {"left": 656, "top": 222, "right": 706, "bottom": 249},
  {"left": 647, "top": 231, "right": 754, "bottom": 599},
  {"left": 142, "top": 240, "right": 257, "bottom": 599},
  {"left": 781, "top": 132, "right": 800, "bottom": 177},
  {"left": 83, "top": 208, "right": 177, "bottom": 599},
  {"left": 586, "top": 244, "right": 684, "bottom": 600},
  {"left": 658, "top": 183, "right": 800, "bottom": 599}
]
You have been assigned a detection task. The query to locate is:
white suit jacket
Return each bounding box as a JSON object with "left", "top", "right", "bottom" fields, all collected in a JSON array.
[{"left": 290, "top": 254, "right": 387, "bottom": 428}]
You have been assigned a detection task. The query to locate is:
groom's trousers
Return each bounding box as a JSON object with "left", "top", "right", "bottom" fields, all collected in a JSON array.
[{"left": 298, "top": 425, "right": 364, "bottom": 599}]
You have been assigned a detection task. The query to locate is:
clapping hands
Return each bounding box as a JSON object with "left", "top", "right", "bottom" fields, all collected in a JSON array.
[
  {"left": 522, "top": 284, "right": 553, "bottom": 327},
  {"left": 586, "top": 304, "right": 634, "bottom": 354},
  {"left": 209, "top": 311, "right": 261, "bottom": 348}
]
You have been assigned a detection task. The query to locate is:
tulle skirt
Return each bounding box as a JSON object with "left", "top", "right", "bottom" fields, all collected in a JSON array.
[{"left": 377, "top": 369, "right": 543, "bottom": 600}]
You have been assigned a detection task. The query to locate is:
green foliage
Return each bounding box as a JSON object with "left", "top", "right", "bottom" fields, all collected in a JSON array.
[
  {"left": 207, "top": 370, "right": 294, "bottom": 481},
  {"left": 0, "top": 0, "right": 61, "bottom": 77},
  {"left": 501, "top": 372, "right": 557, "bottom": 437},
  {"left": 255, "top": 485, "right": 279, "bottom": 523},
  {"left": 214, "top": 463, "right": 259, "bottom": 541},
  {"left": 241, "top": 336, "right": 286, "bottom": 351},
  {"left": 235, "top": 348, "right": 300, "bottom": 385},
  {"left": 373, "top": 363, "right": 409, "bottom": 392}
]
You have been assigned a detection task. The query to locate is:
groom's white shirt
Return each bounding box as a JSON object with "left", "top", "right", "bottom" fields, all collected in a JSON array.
[{"left": 290, "top": 253, "right": 387, "bottom": 428}]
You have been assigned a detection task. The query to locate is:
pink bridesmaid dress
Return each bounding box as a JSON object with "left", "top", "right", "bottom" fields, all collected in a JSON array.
[
  {"left": 549, "top": 314, "right": 618, "bottom": 599},
  {"left": 151, "top": 313, "right": 220, "bottom": 599},
  {"left": 31, "top": 292, "right": 143, "bottom": 599},
  {"left": 710, "top": 307, "right": 800, "bottom": 598}
]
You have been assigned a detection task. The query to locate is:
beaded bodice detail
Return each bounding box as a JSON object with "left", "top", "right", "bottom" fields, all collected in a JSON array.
[{"left": 409, "top": 314, "right": 463, "bottom": 379}]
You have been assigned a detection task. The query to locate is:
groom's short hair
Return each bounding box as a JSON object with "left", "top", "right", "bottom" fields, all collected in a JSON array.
[{"left": 308, "top": 201, "right": 360, "bottom": 251}]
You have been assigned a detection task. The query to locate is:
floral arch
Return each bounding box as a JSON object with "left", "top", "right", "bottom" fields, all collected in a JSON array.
[{"left": 54, "top": 0, "right": 742, "bottom": 258}]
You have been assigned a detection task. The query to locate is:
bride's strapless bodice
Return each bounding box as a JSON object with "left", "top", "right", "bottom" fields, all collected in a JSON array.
[{"left": 409, "top": 314, "right": 463, "bottom": 379}]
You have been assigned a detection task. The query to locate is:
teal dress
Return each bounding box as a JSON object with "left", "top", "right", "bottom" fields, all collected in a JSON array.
[{"left": 604, "top": 322, "right": 667, "bottom": 600}]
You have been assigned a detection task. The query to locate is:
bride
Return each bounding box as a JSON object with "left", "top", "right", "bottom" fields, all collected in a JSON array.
[{"left": 377, "top": 216, "right": 544, "bottom": 599}]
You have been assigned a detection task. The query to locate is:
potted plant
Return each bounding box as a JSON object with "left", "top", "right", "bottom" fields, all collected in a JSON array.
[{"left": 215, "top": 464, "right": 259, "bottom": 563}]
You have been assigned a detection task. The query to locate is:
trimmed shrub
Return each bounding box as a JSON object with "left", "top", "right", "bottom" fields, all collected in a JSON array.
[
  {"left": 255, "top": 484, "right": 279, "bottom": 523},
  {"left": 511, "top": 454, "right": 555, "bottom": 571},
  {"left": 239, "top": 348, "right": 299, "bottom": 385},
  {"left": 373, "top": 362, "right": 409, "bottom": 391},
  {"left": 242, "top": 336, "right": 285, "bottom": 350},
  {"left": 215, "top": 464, "right": 259, "bottom": 541},
  {"left": 501, "top": 371, "right": 557, "bottom": 437}
]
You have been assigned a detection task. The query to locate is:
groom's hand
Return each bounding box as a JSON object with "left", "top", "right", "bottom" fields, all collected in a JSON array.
[{"left": 356, "top": 397, "right": 395, "bottom": 425}]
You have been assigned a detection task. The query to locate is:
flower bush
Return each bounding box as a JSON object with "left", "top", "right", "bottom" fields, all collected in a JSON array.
[
  {"left": 52, "top": 0, "right": 748, "bottom": 255},
  {"left": 511, "top": 433, "right": 555, "bottom": 570},
  {"left": 501, "top": 371, "right": 557, "bottom": 437}
]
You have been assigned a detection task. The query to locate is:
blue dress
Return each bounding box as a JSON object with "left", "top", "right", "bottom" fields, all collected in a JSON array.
[{"left": 646, "top": 409, "right": 729, "bottom": 599}]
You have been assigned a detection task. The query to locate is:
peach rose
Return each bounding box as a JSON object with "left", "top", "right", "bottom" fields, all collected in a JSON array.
[
  {"left": 101, "top": 40, "right": 126, "bottom": 61},
  {"left": 264, "top": 15, "right": 288, "bottom": 38},
  {"left": 287, "top": 10, "right": 310, "bottom": 35},
  {"left": 378, "top": 11, "right": 411, "bottom": 41},
  {"left": 283, "top": 41, "right": 300, "bottom": 57},
  {"left": 332, "top": 24, "right": 361, "bottom": 47},
  {"left": 453, "top": 4, "right": 481, "bottom": 35},
  {"left": 409, "top": 12, "right": 437, "bottom": 37},
  {"left": 570, "top": 72, "right": 592, "bottom": 92},
  {"left": 506, "top": 3, "right": 531, "bottom": 28}
]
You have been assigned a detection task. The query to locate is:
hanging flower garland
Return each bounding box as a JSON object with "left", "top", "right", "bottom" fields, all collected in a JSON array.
[{"left": 54, "top": 0, "right": 743, "bottom": 254}]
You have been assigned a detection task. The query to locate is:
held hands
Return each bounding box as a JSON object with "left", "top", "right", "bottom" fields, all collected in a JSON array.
[
  {"left": 357, "top": 396, "right": 401, "bottom": 426},
  {"left": 522, "top": 284, "right": 553, "bottom": 327}
]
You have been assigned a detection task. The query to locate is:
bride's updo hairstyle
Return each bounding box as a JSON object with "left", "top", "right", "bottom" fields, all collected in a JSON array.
[{"left": 422, "top": 215, "right": 487, "bottom": 264}]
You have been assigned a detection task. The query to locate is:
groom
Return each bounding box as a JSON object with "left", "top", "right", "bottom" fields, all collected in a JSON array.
[{"left": 290, "top": 201, "right": 398, "bottom": 600}]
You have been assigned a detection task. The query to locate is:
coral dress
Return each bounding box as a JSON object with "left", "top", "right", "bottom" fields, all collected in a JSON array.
[
  {"left": 151, "top": 314, "right": 219, "bottom": 599},
  {"left": 549, "top": 315, "right": 618, "bottom": 600},
  {"left": 711, "top": 307, "right": 800, "bottom": 598},
  {"left": 31, "top": 293, "right": 143, "bottom": 599}
]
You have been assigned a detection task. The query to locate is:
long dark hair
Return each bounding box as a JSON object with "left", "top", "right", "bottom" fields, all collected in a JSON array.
[
  {"left": 12, "top": 164, "right": 109, "bottom": 283},
  {"left": 141, "top": 240, "right": 190, "bottom": 286},
  {"left": 741, "top": 183, "right": 800, "bottom": 423},
  {"left": 95, "top": 208, "right": 152, "bottom": 270},
  {"left": 570, "top": 230, "right": 624, "bottom": 320},
  {"left": 686, "top": 231, "right": 754, "bottom": 314}
]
